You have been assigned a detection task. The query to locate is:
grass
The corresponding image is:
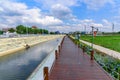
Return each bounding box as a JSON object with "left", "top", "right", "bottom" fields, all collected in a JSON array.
[{"left": 81, "top": 35, "right": 120, "bottom": 52}]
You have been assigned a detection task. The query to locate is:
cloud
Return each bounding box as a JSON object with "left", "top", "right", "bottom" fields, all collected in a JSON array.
[
  {"left": 81, "top": 0, "right": 115, "bottom": 10},
  {"left": 0, "top": 23, "right": 9, "bottom": 28},
  {"left": 80, "top": 19, "right": 93, "bottom": 24},
  {"left": 0, "top": 0, "right": 28, "bottom": 16},
  {"left": 39, "top": 16, "right": 63, "bottom": 26},
  {"left": 34, "top": 0, "right": 79, "bottom": 9},
  {"left": 102, "top": 19, "right": 111, "bottom": 26},
  {"left": 34, "top": 0, "right": 79, "bottom": 21},
  {"left": 75, "top": 19, "right": 113, "bottom": 32},
  {"left": 48, "top": 25, "right": 77, "bottom": 33},
  {"left": 0, "top": 0, "right": 119, "bottom": 32},
  {"left": 114, "top": 16, "right": 120, "bottom": 20},
  {"left": 112, "top": 16, "right": 120, "bottom": 31},
  {"left": 80, "top": 19, "right": 111, "bottom": 28},
  {"left": 51, "top": 4, "right": 75, "bottom": 20},
  {"left": 91, "top": 23, "right": 103, "bottom": 28},
  {"left": 0, "top": 0, "right": 63, "bottom": 28},
  {"left": 35, "top": 0, "right": 114, "bottom": 10}
]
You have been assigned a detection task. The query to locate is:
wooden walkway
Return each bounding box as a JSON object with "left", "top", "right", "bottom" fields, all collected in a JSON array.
[{"left": 49, "top": 36, "right": 114, "bottom": 80}]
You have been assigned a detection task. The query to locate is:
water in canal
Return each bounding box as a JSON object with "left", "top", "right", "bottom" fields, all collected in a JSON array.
[{"left": 0, "top": 38, "right": 62, "bottom": 80}]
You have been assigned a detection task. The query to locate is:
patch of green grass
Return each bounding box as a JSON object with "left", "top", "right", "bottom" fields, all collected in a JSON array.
[{"left": 81, "top": 35, "right": 120, "bottom": 52}]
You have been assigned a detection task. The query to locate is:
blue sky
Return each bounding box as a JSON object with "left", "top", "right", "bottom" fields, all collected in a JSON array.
[{"left": 0, "top": 0, "right": 120, "bottom": 32}]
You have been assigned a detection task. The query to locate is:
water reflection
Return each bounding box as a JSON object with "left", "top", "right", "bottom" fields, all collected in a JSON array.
[{"left": 0, "top": 38, "right": 61, "bottom": 80}]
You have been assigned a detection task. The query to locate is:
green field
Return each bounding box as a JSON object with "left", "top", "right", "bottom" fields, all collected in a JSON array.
[{"left": 81, "top": 35, "right": 120, "bottom": 52}]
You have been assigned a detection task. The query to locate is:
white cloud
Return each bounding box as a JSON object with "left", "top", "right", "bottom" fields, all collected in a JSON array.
[
  {"left": 0, "top": 23, "right": 9, "bottom": 29},
  {"left": 112, "top": 16, "right": 120, "bottom": 31},
  {"left": 47, "top": 19, "right": 114, "bottom": 33},
  {"left": 0, "top": 0, "right": 27, "bottom": 16},
  {"left": 114, "top": 15, "right": 120, "bottom": 24},
  {"left": 102, "top": 19, "right": 111, "bottom": 26},
  {"left": 0, "top": 0, "right": 119, "bottom": 32},
  {"left": 49, "top": 25, "right": 75, "bottom": 32},
  {"left": 51, "top": 4, "right": 74, "bottom": 19},
  {"left": 81, "top": 0, "right": 115, "bottom": 10},
  {"left": 80, "top": 19, "right": 110, "bottom": 28},
  {"left": 91, "top": 23, "right": 103, "bottom": 28},
  {"left": 74, "top": 19, "right": 113, "bottom": 32},
  {"left": 80, "top": 19, "right": 93, "bottom": 24},
  {"left": 35, "top": 0, "right": 114, "bottom": 10},
  {"left": 0, "top": 0, "right": 63, "bottom": 28},
  {"left": 34, "top": 0, "right": 79, "bottom": 9},
  {"left": 39, "top": 16, "right": 63, "bottom": 26}
]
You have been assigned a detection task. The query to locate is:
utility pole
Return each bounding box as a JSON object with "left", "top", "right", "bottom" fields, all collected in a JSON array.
[
  {"left": 26, "top": 26, "right": 28, "bottom": 36},
  {"left": 91, "top": 26, "right": 94, "bottom": 49},
  {"left": 112, "top": 23, "right": 114, "bottom": 33},
  {"left": 90, "top": 26, "right": 98, "bottom": 60},
  {"left": 84, "top": 25, "right": 86, "bottom": 34},
  {"left": 42, "top": 26, "right": 44, "bottom": 35}
]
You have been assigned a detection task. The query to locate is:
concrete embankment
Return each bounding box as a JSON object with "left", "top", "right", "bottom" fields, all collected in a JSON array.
[
  {"left": 80, "top": 40, "right": 120, "bottom": 60},
  {"left": 0, "top": 35, "right": 64, "bottom": 57},
  {"left": 70, "top": 36, "right": 120, "bottom": 60}
]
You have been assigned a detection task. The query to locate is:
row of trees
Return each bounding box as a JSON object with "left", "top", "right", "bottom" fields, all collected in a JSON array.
[
  {"left": 0, "top": 25, "right": 61, "bottom": 35},
  {"left": 16, "top": 25, "right": 49, "bottom": 34},
  {"left": 0, "top": 30, "right": 3, "bottom": 34},
  {"left": 7, "top": 25, "right": 49, "bottom": 34}
]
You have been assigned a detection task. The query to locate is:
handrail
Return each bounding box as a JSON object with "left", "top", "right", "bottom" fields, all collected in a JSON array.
[
  {"left": 43, "top": 67, "right": 49, "bottom": 80},
  {"left": 27, "top": 36, "right": 64, "bottom": 80}
]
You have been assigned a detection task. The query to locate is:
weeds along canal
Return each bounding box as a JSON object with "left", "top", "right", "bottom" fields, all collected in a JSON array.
[{"left": 0, "top": 38, "right": 62, "bottom": 80}]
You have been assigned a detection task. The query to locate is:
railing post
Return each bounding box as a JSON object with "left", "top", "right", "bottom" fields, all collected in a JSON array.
[
  {"left": 55, "top": 50, "right": 58, "bottom": 60},
  {"left": 44, "top": 67, "right": 49, "bottom": 80},
  {"left": 60, "top": 42, "right": 62, "bottom": 49},
  {"left": 82, "top": 46, "right": 85, "bottom": 53},
  {"left": 91, "top": 50, "right": 94, "bottom": 60},
  {"left": 62, "top": 39, "right": 63, "bottom": 44},
  {"left": 62, "top": 37, "right": 64, "bottom": 44},
  {"left": 61, "top": 39, "right": 63, "bottom": 45},
  {"left": 58, "top": 45, "right": 60, "bottom": 55}
]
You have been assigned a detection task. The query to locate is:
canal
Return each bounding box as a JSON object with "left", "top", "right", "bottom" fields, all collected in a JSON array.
[{"left": 0, "top": 38, "right": 62, "bottom": 80}]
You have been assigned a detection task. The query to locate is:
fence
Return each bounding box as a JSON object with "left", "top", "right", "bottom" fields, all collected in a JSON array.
[{"left": 27, "top": 36, "right": 65, "bottom": 80}]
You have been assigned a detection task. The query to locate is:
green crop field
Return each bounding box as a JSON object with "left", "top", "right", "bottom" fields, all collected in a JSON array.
[{"left": 81, "top": 35, "right": 120, "bottom": 52}]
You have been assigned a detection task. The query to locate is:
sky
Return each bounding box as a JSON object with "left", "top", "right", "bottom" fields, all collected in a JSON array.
[{"left": 0, "top": 0, "right": 120, "bottom": 33}]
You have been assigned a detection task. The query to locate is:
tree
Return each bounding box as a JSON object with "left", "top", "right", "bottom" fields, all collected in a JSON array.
[
  {"left": 16, "top": 25, "right": 26, "bottom": 34},
  {"left": 28, "top": 27, "right": 33, "bottom": 34},
  {"left": 16, "top": 25, "right": 49, "bottom": 34},
  {"left": 8, "top": 28, "right": 15, "bottom": 33},
  {"left": 33, "top": 28, "right": 39, "bottom": 34},
  {"left": 50, "top": 32, "right": 55, "bottom": 34},
  {"left": 0, "top": 30, "right": 3, "bottom": 34},
  {"left": 43, "top": 29, "right": 48, "bottom": 34}
]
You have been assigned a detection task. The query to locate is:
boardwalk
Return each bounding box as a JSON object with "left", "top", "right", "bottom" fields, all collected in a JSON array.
[{"left": 49, "top": 36, "right": 114, "bottom": 80}]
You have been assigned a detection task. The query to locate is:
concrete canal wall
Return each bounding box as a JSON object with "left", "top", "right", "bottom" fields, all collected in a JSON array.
[{"left": 0, "top": 35, "right": 64, "bottom": 57}]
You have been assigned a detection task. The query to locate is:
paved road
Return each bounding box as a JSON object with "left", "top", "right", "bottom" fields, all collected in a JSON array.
[{"left": 80, "top": 40, "right": 120, "bottom": 60}]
